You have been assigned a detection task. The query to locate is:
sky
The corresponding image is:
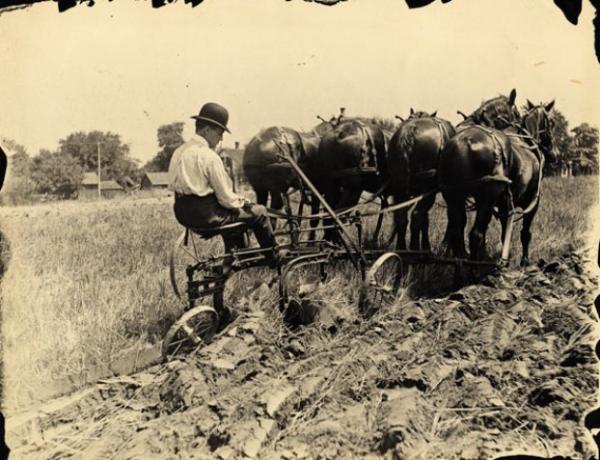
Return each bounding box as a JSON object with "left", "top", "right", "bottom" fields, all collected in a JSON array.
[{"left": 0, "top": 0, "right": 598, "bottom": 165}]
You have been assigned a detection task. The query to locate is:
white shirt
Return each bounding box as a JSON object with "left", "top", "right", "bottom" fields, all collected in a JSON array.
[{"left": 168, "top": 134, "right": 246, "bottom": 209}]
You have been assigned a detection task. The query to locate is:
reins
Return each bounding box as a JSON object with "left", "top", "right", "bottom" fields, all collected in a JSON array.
[{"left": 502, "top": 106, "right": 549, "bottom": 220}]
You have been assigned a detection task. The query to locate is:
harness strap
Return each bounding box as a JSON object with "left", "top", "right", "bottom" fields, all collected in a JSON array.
[{"left": 439, "top": 174, "right": 512, "bottom": 192}]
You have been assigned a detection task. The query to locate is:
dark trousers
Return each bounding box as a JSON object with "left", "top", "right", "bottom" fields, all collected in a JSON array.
[{"left": 174, "top": 193, "right": 276, "bottom": 251}]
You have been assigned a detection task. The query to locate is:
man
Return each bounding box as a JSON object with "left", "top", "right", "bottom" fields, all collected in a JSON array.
[{"left": 168, "top": 102, "right": 280, "bottom": 266}]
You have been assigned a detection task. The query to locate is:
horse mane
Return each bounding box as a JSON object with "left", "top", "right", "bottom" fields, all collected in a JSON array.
[{"left": 468, "top": 94, "right": 520, "bottom": 129}]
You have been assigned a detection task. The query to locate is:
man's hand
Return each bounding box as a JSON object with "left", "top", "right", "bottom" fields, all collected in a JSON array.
[{"left": 243, "top": 202, "right": 267, "bottom": 216}]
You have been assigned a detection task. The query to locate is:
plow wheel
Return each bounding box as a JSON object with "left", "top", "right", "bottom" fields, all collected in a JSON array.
[
  {"left": 358, "top": 252, "right": 403, "bottom": 318},
  {"left": 279, "top": 256, "right": 329, "bottom": 328},
  {"left": 162, "top": 305, "right": 219, "bottom": 359}
]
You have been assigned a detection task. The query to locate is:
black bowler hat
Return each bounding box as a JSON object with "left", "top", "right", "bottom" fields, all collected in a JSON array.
[{"left": 191, "top": 102, "right": 231, "bottom": 133}]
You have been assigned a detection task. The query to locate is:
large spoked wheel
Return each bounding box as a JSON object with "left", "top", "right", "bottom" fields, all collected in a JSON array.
[
  {"left": 358, "top": 252, "right": 403, "bottom": 318},
  {"left": 162, "top": 305, "right": 219, "bottom": 359}
]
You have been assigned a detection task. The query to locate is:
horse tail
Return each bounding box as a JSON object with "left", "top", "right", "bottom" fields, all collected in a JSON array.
[{"left": 398, "top": 123, "right": 420, "bottom": 193}]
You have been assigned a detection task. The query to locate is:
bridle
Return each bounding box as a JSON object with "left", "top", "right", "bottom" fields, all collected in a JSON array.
[{"left": 522, "top": 106, "right": 553, "bottom": 154}]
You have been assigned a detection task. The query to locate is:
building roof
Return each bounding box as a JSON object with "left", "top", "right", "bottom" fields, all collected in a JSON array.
[
  {"left": 100, "top": 180, "right": 123, "bottom": 191},
  {"left": 144, "top": 171, "right": 170, "bottom": 185},
  {"left": 221, "top": 148, "right": 244, "bottom": 163},
  {"left": 82, "top": 172, "right": 99, "bottom": 185}
]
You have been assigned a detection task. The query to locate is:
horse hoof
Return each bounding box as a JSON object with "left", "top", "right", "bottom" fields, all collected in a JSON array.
[{"left": 520, "top": 258, "right": 530, "bottom": 267}]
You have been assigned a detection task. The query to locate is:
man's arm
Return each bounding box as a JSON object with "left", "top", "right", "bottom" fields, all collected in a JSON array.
[{"left": 205, "top": 154, "right": 248, "bottom": 209}]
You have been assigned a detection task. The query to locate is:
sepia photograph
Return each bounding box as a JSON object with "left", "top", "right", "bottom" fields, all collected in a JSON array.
[{"left": 0, "top": 0, "right": 599, "bottom": 458}]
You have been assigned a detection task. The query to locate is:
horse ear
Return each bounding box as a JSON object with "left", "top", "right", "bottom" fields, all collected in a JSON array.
[
  {"left": 545, "top": 100, "right": 555, "bottom": 112},
  {"left": 410, "top": 108, "right": 414, "bottom": 115},
  {"left": 526, "top": 99, "right": 534, "bottom": 110},
  {"left": 508, "top": 88, "right": 517, "bottom": 105},
  {"left": 430, "top": 111, "right": 437, "bottom": 117}
]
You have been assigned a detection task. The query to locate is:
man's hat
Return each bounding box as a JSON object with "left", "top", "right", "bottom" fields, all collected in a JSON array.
[{"left": 191, "top": 102, "right": 231, "bottom": 133}]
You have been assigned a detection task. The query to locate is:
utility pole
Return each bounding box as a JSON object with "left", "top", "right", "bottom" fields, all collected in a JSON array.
[{"left": 97, "top": 141, "right": 101, "bottom": 199}]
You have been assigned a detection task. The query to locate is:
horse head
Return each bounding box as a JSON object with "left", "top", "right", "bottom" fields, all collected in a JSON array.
[
  {"left": 522, "top": 100, "right": 557, "bottom": 163},
  {"left": 470, "top": 89, "right": 520, "bottom": 129}
]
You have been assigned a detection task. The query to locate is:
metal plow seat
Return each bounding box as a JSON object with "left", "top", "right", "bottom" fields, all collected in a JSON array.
[
  {"left": 170, "top": 222, "right": 251, "bottom": 302},
  {"left": 187, "top": 221, "right": 249, "bottom": 243}
]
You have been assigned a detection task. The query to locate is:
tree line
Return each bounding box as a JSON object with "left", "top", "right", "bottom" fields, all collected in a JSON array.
[
  {"left": 0, "top": 122, "right": 186, "bottom": 205},
  {"left": 0, "top": 109, "right": 597, "bottom": 205}
]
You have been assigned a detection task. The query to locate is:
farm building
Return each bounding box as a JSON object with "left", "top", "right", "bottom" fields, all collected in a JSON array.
[
  {"left": 140, "top": 172, "right": 170, "bottom": 190},
  {"left": 78, "top": 172, "right": 126, "bottom": 200}
]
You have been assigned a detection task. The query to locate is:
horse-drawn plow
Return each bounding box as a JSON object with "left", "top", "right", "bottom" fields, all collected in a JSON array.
[
  {"left": 164, "top": 91, "right": 558, "bottom": 362},
  {"left": 163, "top": 152, "right": 508, "bottom": 359}
]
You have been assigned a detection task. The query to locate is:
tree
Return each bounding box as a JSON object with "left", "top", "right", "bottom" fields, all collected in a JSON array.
[
  {"left": 550, "top": 110, "right": 572, "bottom": 160},
  {"left": 541, "top": 109, "right": 573, "bottom": 176},
  {"left": 30, "top": 149, "right": 83, "bottom": 199},
  {"left": 571, "top": 123, "right": 599, "bottom": 175},
  {"left": 0, "top": 138, "right": 36, "bottom": 205},
  {"left": 144, "top": 122, "right": 185, "bottom": 172},
  {"left": 58, "top": 131, "right": 141, "bottom": 185}
]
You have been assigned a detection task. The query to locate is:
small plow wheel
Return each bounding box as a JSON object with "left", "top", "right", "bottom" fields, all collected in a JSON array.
[
  {"left": 162, "top": 305, "right": 219, "bottom": 359},
  {"left": 358, "top": 252, "right": 403, "bottom": 318}
]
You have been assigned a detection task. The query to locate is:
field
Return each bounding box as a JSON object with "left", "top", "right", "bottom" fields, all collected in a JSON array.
[{"left": 1, "top": 175, "right": 599, "bottom": 459}]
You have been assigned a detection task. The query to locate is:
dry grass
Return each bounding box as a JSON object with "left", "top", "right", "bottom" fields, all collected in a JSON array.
[{"left": 0, "top": 176, "right": 597, "bottom": 411}]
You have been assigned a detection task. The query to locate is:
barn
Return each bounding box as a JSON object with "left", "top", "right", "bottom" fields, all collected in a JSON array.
[
  {"left": 99, "top": 180, "right": 126, "bottom": 199},
  {"left": 140, "top": 172, "right": 170, "bottom": 190},
  {"left": 78, "top": 172, "right": 126, "bottom": 200},
  {"left": 78, "top": 172, "right": 100, "bottom": 200}
]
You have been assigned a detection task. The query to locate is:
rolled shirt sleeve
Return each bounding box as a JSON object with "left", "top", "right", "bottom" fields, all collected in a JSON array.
[{"left": 205, "top": 154, "right": 247, "bottom": 209}]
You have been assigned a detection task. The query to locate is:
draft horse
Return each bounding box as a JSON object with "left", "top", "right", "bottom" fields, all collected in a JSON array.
[
  {"left": 439, "top": 99, "right": 557, "bottom": 265},
  {"left": 306, "top": 118, "right": 389, "bottom": 241},
  {"left": 242, "top": 126, "right": 324, "bottom": 217},
  {"left": 387, "top": 108, "right": 455, "bottom": 250}
]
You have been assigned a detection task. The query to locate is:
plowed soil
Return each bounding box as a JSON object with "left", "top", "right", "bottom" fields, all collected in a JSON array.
[{"left": 7, "top": 251, "right": 599, "bottom": 460}]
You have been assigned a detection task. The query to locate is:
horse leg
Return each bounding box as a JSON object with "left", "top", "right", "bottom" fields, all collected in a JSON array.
[
  {"left": 308, "top": 193, "right": 321, "bottom": 242},
  {"left": 269, "top": 190, "right": 285, "bottom": 230},
  {"left": 520, "top": 201, "right": 539, "bottom": 266},
  {"left": 322, "top": 186, "right": 343, "bottom": 243},
  {"left": 469, "top": 185, "right": 505, "bottom": 261},
  {"left": 373, "top": 195, "right": 388, "bottom": 243},
  {"left": 469, "top": 201, "right": 495, "bottom": 261},
  {"left": 255, "top": 188, "right": 268, "bottom": 206},
  {"left": 392, "top": 192, "right": 409, "bottom": 250},
  {"left": 282, "top": 190, "right": 299, "bottom": 245},
  {"left": 410, "top": 192, "right": 436, "bottom": 251},
  {"left": 420, "top": 192, "right": 437, "bottom": 251},
  {"left": 497, "top": 192, "right": 511, "bottom": 257},
  {"left": 442, "top": 191, "right": 468, "bottom": 259}
]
